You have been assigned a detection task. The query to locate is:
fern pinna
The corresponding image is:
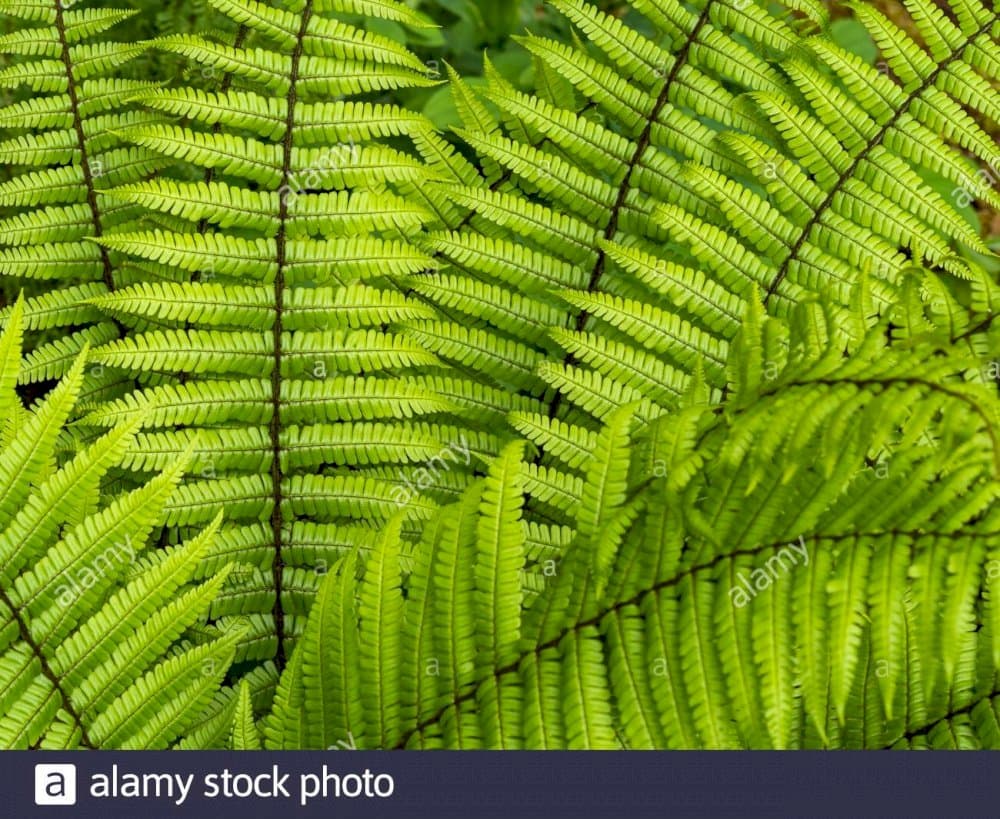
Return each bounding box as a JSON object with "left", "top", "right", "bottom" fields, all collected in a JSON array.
[
  {"left": 0, "top": 300, "right": 236, "bottom": 749},
  {"left": 261, "top": 292, "right": 1000, "bottom": 749}
]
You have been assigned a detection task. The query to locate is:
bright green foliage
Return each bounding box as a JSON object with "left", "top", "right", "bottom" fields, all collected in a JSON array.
[
  {"left": 410, "top": 0, "right": 999, "bottom": 440},
  {"left": 261, "top": 293, "right": 1000, "bottom": 749},
  {"left": 0, "top": 300, "right": 237, "bottom": 749},
  {"left": 77, "top": 0, "right": 507, "bottom": 681},
  {"left": 0, "top": 1, "right": 169, "bottom": 398},
  {"left": 0, "top": 0, "right": 996, "bottom": 751}
]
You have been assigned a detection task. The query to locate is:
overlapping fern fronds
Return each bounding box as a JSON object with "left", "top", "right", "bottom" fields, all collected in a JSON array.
[
  {"left": 0, "top": 299, "right": 237, "bottom": 749},
  {"left": 409, "top": 0, "right": 999, "bottom": 437},
  {"left": 76, "top": 0, "right": 515, "bottom": 682},
  {"left": 0, "top": 0, "right": 996, "bottom": 751},
  {"left": 259, "top": 291, "right": 1000, "bottom": 749}
]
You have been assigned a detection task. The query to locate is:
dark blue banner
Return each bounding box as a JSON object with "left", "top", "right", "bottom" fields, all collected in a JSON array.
[{"left": 4, "top": 752, "right": 998, "bottom": 818}]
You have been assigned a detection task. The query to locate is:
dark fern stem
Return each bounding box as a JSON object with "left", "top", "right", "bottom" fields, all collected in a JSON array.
[
  {"left": 53, "top": 0, "right": 114, "bottom": 293},
  {"left": 542, "top": 2, "right": 716, "bottom": 426},
  {"left": 269, "top": 2, "right": 315, "bottom": 672},
  {"left": 0, "top": 581, "right": 96, "bottom": 749},
  {"left": 763, "top": 13, "right": 999, "bottom": 304}
]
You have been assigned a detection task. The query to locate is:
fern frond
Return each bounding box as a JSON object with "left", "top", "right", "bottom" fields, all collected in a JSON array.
[
  {"left": 77, "top": 0, "right": 491, "bottom": 675},
  {"left": 0, "top": 2, "right": 166, "bottom": 389},
  {"left": 406, "top": 0, "right": 998, "bottom": 457},
  {"left": 0, "top": 306, "right": 234, "bottom": 748},
  {"left": 265, "top": 296, "right": 1000, "bottom": 749}
]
